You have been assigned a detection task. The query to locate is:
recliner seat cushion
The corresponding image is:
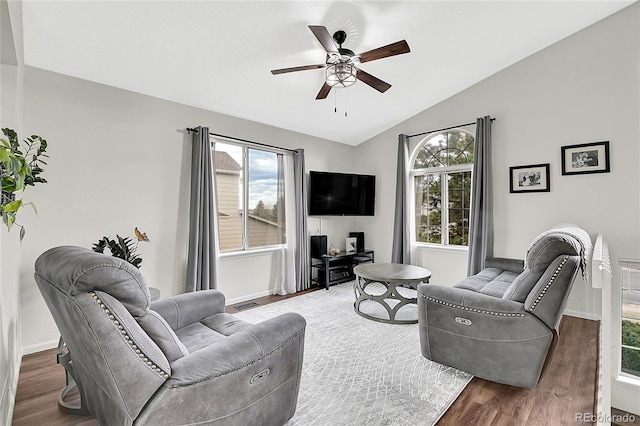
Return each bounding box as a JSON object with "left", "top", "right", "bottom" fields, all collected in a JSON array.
[
  {"left": 174, "top": 313, "right": 253, "bottom": 353},
  {"left": 453, "top": 267, "right": 519, "bottom": 298}
]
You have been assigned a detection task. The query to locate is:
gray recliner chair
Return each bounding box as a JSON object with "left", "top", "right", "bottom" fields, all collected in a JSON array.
[
  {"left": 417, "top": 228, "right": 590, "bottom": 388},
  {"left": 34, "top": 246, "right": 306, "bottom": 425}
]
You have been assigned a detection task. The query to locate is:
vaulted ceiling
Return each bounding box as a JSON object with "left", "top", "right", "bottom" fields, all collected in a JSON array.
[{"left": 21, "top": 1, "right": 635, "bottom": 145}]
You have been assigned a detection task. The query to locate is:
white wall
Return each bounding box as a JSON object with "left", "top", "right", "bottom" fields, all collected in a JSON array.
[
  {"left": 355, "top": 3, "right": 639, "bottom": 414},
  {"left": 0, "top": 0, "right": 23, "bottom": 423}
]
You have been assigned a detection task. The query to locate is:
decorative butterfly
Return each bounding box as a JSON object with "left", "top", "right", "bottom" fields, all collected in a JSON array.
[{"left": 135, "top": 227, "right": 150, "bottom": 242}]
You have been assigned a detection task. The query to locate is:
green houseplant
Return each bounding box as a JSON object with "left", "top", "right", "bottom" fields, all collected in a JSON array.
[
  {"left": 0, "top": 128, "right": 49, "bottom": 240},
  {"left": 92, "top": 228, "right": 150, "bottom": 268}
]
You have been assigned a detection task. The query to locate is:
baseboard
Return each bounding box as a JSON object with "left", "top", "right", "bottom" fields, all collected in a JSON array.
[
  {"left": 1, "top": 376, "right": 12, "bottom": 426},
  {"left": 564, "top": 310, "right": 601, "bottom": 321},
  {"left": 0, "top": 353, "right": 21, "bottom": 425},
  {"left": 22, "top": 339, "right": 58, "bottom": 356},
  {"left": 225, "top": 290, "right": 273, "bottom": 306}
]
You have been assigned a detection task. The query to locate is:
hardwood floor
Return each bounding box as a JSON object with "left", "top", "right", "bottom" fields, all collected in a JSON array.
[{"left": 13, "top": 286, "right": 600, "bottom": 425}]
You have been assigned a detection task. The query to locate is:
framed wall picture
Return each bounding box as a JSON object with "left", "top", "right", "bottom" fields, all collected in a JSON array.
[
  {"left": 561, "top": 141, "right": 610, "bottom": 175},
  {"left": 509, "top": 163, "right": 550, "bottom": 193}
]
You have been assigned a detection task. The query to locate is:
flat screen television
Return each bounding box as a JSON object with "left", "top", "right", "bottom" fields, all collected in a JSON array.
[{"left": 309, "top": 171, "right": 375, "bottom": 216}]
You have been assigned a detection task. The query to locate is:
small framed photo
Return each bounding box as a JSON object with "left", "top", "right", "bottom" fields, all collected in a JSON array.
[
  {"left": 561, "top": 141, "right": 610, "bottom": 175},
  {"left": 509, "top": 163, "right": 550, "bottom": 193},
  {"left": 346, "top": 237, "right": 357, "bottom": 253}
]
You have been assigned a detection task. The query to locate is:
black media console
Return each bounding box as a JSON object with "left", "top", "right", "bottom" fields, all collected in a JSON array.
[{"left": 310, "top": 250, "right": 374, "bottom": 290}]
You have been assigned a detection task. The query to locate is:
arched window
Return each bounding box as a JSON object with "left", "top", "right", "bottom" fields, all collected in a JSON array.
[{"left": 411, "top": 130, "right": 474, "bottom": 246}]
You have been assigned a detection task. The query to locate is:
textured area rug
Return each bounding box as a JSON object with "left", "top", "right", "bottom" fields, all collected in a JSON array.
[{"left": 234, "top": 282, "right": 472, "bottom": 426}]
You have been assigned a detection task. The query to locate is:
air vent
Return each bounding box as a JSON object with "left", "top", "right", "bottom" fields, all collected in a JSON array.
[{"left": 234, "top": 302, "right": 259, "bottom": 311}]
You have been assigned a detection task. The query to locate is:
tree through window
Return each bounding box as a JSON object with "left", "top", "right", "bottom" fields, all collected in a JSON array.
[{"left": 412, "top": 130, "right": 474, "bottom": 246}]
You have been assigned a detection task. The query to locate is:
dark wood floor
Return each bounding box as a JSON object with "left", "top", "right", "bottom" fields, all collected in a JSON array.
[{"left": 13, "top": 286, "right": 601, "bottom": 425}]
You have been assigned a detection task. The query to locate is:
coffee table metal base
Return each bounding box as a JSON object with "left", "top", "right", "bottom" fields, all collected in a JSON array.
[
  {"left": 353, "top": 278, "right": 420, "bottom": 324},
  {"left": 353, "top": 263, "right": 431, "bottom": 324}
]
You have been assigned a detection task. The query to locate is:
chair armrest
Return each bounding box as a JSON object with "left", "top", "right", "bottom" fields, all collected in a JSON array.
[
  {"left": 485, "top": 257, "right": 524, "bottom": 274},
  {"left": 167, "top": 312, "right": 306, "bottom": 385},
  {"left": 150, "top": 290, "right": 226, "bottom": 330}
]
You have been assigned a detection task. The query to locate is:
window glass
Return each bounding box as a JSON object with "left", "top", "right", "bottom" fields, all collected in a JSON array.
[
  {"left": 447, "top": 171, "right": 471, "bottom": 246},
  {"left": 214, "top": 142, "right": 243, "bottom": 251},
  {"left": 621, "top": 262, "right": 640, "bottom": 378},
  {"left": 247, "top": 149, "right": 285, "bottom": 248},
  {"left": 214, "top": 141, "right": 285, "bottom": 252},
  {"left": 414, "top": 174, "right": 441, "bottom": 244},
  {"left": 412, "top": 130, "right": 474, "bottom": 246}
]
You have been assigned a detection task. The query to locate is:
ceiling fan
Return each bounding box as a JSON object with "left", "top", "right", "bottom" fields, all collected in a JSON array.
[{"left": 271, "top": 25, "right": 410, "bottom": 100}]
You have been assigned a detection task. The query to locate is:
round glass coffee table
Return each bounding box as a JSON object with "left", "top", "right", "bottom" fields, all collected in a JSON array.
[{"left": 353, "top": 263, "right": 431, "bottom": 324}]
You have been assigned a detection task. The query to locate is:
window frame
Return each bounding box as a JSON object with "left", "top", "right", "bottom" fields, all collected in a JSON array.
[
  {"left": 619, "top": 259, "right": 640, "bottom": 382},
  {"left": 212, "top": 138, "right": 288, "bottom": 254},
  {"left": 409, "top": 129, "right": 474, "bottom": 248}
]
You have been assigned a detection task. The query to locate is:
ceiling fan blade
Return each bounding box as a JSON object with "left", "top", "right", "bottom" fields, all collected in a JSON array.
[
  {"left": 271, "top": 64, "right": 325, "bottom": 75},
  {"left": 316, "top": 83, "right": 332, "bottom": 100},
  {"left": 358, "top": 40, "right": 410, "bottom": 63},
  {"left": 355, "top": 68, "right": 391, "bottom": 93},
  {"left": 308, "top": 25, "right": 340, "bottom": 56}
]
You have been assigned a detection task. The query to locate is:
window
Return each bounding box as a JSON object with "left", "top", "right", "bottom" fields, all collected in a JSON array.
[
  {"left": 213, "top": 141, "right": 285, "bottom": 252},
  {"left": 411, "top": 130, "right": 474, "bottom": 246},
  {"left": 620, "top": 260, "right": 640, "bottom": 378}
]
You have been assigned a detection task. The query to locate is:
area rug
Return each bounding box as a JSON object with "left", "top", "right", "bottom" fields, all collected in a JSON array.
[{"left": 234, "top": 282, "right": 473, "bottom": 426}]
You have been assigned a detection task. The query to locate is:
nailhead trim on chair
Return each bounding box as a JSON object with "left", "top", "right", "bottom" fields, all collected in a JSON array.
[
  {"left": 529, "top": 255, "right": 569, "bottom": 312},
  {"left": 90, "top": 291, "right": 169, "bottom": 379},
  {"left": 418, "top": 293, "right": 526, "bottom": 317}
]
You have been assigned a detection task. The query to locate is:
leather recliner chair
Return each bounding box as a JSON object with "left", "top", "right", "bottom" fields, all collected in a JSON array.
[
  {"left": 417, "top": 228, "right": 589, "bottom": 388},
  {"left": 34, "top": 246, "right": 306, "bottom": 425}
]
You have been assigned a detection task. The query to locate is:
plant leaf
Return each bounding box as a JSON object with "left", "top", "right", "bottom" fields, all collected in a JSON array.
[
  {"left": 19, "top": 226, "right": 25, "bottom": 241},
  {"left": 2, "top": 199, "right": 22, "bottom": 213},
  {"left": 4, "top": 212, "right": 15, "bottom": 230}
]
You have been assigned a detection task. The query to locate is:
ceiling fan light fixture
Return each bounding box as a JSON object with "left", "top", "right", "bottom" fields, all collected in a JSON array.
[{"left": 326, "top": 63, "right": 357, "bottom": 88}]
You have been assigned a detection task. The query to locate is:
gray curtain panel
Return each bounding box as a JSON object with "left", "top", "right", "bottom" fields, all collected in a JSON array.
[
  {"left": 186, "top": 126, "right": 219, "bottom": 291},
  {"left": 391, "top": 134, "right": 410, "bottom": 264},
  {"left": 467, "top": 116, "right": 494, "bottom": 276},
  {"left": 294, "top": 149, "right": 310, "bottom": 291},
  {"left": 276, "top": 153, "right": 285, "bottom": 244}
]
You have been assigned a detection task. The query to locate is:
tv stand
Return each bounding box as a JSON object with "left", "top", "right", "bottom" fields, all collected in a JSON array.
[{"left": 311, "top": 250, "right": 374, "bottom": 290}]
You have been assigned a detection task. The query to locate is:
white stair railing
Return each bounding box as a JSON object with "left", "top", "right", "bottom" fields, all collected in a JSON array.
[{"left": 592, "top": 234, "right": 612, "bottom": 425}]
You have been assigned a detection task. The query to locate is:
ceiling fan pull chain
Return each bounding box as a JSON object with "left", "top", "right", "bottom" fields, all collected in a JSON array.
[
  {"left": 345, "top": 90, "right": 348, "bottom": 117},
  {"left": 334, "top": 90, "right": 337, "bottom": 113}
]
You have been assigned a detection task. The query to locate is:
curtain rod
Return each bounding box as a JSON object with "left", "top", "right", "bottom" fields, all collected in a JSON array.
[
  {"left": 186, "top": 127, "right": 296, "bottom": 153},
  {"left": 407, "top": 117, "right": 495, "bottom": 139}
]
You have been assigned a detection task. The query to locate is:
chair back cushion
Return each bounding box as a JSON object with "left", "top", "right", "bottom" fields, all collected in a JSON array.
[
  {"left": 503, "top": 233, "right": 581, "bottom": 302},
  {"left": 35, "top": 246, "right": 170, "bottom": 424},
  {"left": 35, "top": 245, "right": 150, "bottom": 316}
]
